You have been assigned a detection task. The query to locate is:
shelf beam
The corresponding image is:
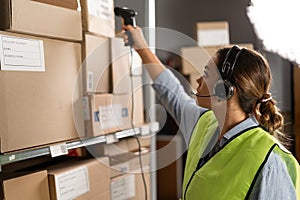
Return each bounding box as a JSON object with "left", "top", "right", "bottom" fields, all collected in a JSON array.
[{"left": 0, "top": 123, "right": 158, "bottom": 170}]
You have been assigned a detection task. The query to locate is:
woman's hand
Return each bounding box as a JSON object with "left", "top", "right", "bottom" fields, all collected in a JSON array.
[
  {"left": 122, "top": 25, "right": 149, "bottom": 51},
  {"left": 121, "top": 25, "right": 165, "bottom": 80}
]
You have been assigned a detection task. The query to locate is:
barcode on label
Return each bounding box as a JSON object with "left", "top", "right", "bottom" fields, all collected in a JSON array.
[
  {"left": 88, "top": 71, "right": 93, "bottom": 91},
  {"left": 50, "top": 143, "right": 68, "bottom": 158}
]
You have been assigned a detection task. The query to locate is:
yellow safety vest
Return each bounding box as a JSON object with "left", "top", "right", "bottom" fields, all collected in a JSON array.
[{"left": 182, "top": 111, "right": 300, "bottom": 200}]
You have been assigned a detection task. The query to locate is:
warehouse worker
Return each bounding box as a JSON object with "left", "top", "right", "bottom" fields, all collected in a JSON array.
[{"left": 121, "top": 25, "right": 300, "bottom": 199}]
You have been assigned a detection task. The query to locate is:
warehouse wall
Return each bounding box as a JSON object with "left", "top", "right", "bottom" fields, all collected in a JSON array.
[
  {"left": 156, "top": 0, "right": 258, "bottom": 47},
  {"left": 155, "top": 0, "right": 292, "bottom": 112}
]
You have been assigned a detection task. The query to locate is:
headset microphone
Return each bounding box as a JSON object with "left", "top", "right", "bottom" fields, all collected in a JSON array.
[{"left": 190, "top": 91, "right": 216, "bottom": 97}]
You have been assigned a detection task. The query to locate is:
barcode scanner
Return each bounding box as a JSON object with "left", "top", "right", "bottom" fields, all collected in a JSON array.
[{"left": 114, "top": 7, "right": 138, "bottom": 47}]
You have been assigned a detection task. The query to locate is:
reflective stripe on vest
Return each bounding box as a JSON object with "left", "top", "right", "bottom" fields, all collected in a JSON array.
[{"left": 182, "top": 110, "right": 300, "bottom": 200}]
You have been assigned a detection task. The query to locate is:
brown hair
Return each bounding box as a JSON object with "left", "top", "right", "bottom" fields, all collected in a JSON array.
[{"left": 216, "top": 47, "right": 287, "bottom": 144}]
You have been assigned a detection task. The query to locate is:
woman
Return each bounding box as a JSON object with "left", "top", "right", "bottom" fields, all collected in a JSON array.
[{"left": 122, "top": 25, "right": 300, "bottom": 199}]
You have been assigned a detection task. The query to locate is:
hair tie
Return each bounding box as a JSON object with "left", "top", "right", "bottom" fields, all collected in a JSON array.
[
  {"left": 259, "top": 93, "right": 272, "bottom": 103},
  {"left": 255, "top": 93, "right": 272, "bottom": 118}
]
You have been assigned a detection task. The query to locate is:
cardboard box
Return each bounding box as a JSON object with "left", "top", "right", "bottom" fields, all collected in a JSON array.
[
  {"left": 110, "top": 174, "right": 136, "bottom": 200},
  {"left": 85, "top": 89, "right": 144, "bottom": 136},
  {"left": 47, "top": 157, "right": 110, "bottom": 200},
  {"left": 181, "top": 46, "right": 215, "bottom": 75},
  {"left": 84, "top": 94, "right": 113, "bottom": 137},
  {"left": 132, "top": 172, "right": 151, "bottom": 200},
  {"left": 32, "top": 0, "right": 79, "bottom": 10},
  {"left": 110, "top": 93, "right": 132, "bottom": 131},
  {"left": 0, "top": 0, "right": 82, "bottom": 41},
  {"left": 84, "top": 93, "right": 133, "bottom": 136},
  {"left": 0, "top": 31, "right": 84, "bottom": 153},
  {"left": 196, "top": 21, "right": 230, "bottom": 47},
  {"left": 113, "top": 91, "right": 145, "bottom": 130},
  {"left": 110, "top": 172, "right": 151, "bottom": 200},
  {"left": 82, "top": 33, "right": 111, "bottom": 94},
  {"left": 111, "top": 37, "right": 143, "bottom": 94},
  {"left": 128, "top": 76, "right": 145, "bottom": 126},
  {"left": 126, "top": 136, "right": 151, "bottom": 151},
  {"left": 109, "top": 149, "right": 150, "bottom": 178},
  {"left": 181, "top": 43, "right": 254, "bottom": 74},
  {"left": 0, "top": 170, "right": 50, "bottom": 200},
  {"left": 80, "top": 0, "right": 115, "bottom": 37},
  {"left": 111, "top": 37, "right": 131, "bottom": 94}
]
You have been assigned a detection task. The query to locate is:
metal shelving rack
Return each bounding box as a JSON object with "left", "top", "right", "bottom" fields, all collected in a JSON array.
[
  {"left": 1, "top": 1, "right": 158, "bottom": 199},
  {"left": 0, "top": 122, "right": 159, "bottom": 171}
]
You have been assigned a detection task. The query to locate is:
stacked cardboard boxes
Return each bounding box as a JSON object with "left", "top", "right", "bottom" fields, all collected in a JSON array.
[
  {"left": 0, "top": 1, "right": 149, "bottom": 199},
  {"left": 107, "top": 137, "right": 151, "bottom": 200},
  {"left": 109, "top": 148, "right": 151, "bottom": 200},
  {"left": 83, "top": 135, "right": 151, "bottom": 200},
  {"left": 0, "top": 0, "right": 144, "bottom": 152},
  {"left": 79, "top": 3, "right": 149, "bottom": 197},
  {"left": 181, "top": 21, "right": 254, "bottom": 90},
  {"left": 0, "top": 1, "right": 84, "bottom": 153},
  {"left": 81, "top": 0, "right": 145, "bottom": 137}
]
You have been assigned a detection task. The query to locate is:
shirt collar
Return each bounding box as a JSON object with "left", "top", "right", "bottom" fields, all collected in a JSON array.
[{"left": 219, "top": 115, "right": 259, "bottom": 146}]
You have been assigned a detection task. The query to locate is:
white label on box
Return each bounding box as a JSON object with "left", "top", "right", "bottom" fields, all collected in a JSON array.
[
  {"left": 99, "top": 105, "right": 114, "bottom": 129},
  {"left": 197, "top": 29, "right": 230, "bottom": 46},
  {"left": 99, "top": 104, "right": 123, "bottom": 129},
  {"left": 49, "top": 143, "right": 68, "bottom": 158},
  {"left": 111, "top": 174, "right": 135, "bottom": 200},
  {"left": 87, "top": 71, "right": 94, "bottom": 92},
  {"left": 88, "top": 0, "right": 113, "bottom": 20},
  {"left": 83, "top": 97, "right": 90, "bottom": 120},
  {"left": 112, "top": 104, "right": 123, "bottom": 126},
  {"left": 0, "top": 35, "right": 45, "bottom": 71},
  {"left": 55, "top": 166, "right": 90, "bottom": 200}
]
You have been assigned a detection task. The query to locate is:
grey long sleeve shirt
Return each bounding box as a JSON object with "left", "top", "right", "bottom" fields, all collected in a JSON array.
[{"left": 152, "top": 69, "right": 296, "bottom": 199}]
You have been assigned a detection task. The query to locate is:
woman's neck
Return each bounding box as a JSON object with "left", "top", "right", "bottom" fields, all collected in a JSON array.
[{"left": 214, "top": 102, "right": 247, "bottom": 140}]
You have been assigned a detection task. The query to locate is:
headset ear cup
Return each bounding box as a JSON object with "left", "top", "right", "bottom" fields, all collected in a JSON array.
[{"left": 213, "top": 80, "right": 234, "bottom": 101}]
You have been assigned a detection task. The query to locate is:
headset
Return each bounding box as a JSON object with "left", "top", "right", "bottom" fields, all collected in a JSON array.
[
  {"left": 194, "top": 45, "right": 244, "bottom": 101},
  {"left": 215, "top": 45, "right": 244, "bottom": 101}
]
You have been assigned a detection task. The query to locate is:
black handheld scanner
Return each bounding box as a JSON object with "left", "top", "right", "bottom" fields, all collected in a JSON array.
[
  {"left": 114, "top": 7, "right": 138, "bottom": 46},
  {"left": 114, "top": 7, "right": 137, "bottom": 27}
]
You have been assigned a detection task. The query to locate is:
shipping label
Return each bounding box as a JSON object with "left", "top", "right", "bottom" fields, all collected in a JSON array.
[
  {"left": 111, "top": 174, "right": 135, "bottom": 200},
  {"left": 54, "top": 166, "right": 90, "bottom": 200},
  {"left": 98, "top": 104, "right": 123, "bottom": 129},
  {"left": 88, "top": 0, "right": 113, "bottom": 20},
  {"left": 0, "top": 35, "right": 45, "bottom": 71}
]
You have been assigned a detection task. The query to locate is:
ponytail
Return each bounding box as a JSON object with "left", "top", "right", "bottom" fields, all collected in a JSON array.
[
  {"left": 254, "top": 94, "right": 283, "bottom": 134},
  {"left": 253, "top": 94, "right": 292, "bottom": 148}
]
